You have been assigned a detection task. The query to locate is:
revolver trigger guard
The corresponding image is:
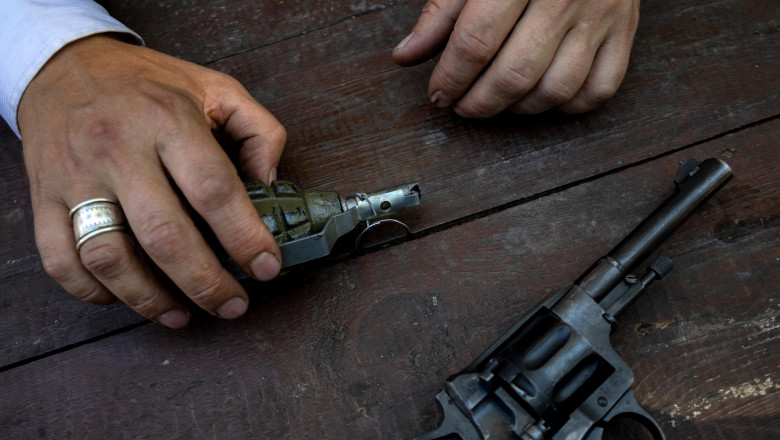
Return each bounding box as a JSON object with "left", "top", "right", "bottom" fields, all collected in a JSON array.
[
  {"left": 413, "top": 391, "right": 482, "bottom": 440},
  {"left": 585, "top": 390, "right": 666, "bottom": 440}
]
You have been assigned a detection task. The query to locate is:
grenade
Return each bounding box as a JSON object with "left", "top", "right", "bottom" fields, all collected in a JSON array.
[{"left": 245, "top": 180, "right": 421, "bottom": 268}]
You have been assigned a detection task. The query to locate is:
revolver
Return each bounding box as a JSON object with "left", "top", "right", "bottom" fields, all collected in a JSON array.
[
  {"left": 416, "top": 158, "right": 732, "bottom": 440},
  {"left": 244, "top": 180, "right": 421, "bottom": 268}
]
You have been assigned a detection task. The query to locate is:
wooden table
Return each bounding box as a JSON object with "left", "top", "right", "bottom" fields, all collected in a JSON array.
[{"left": 1, "top": 0, "right": 777, "bottom": 438}]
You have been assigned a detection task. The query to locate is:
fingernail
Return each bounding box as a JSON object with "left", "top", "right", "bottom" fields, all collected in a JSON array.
[
  {"left": 394, "top": 31, "right": 414, "bottom": 52},
  {"left": 216, "top": 297, "right": 248, "bottom": 319},
  {"left": 453, "top": 105, "right": 470, "bottom": 118},
  {"left": 158, "top": 309, "right": 190, "bottom": 329},
  {"left": 268, "top": 166, "right": 277, "bottom": 183},
  {"left": 250, "top": 251, "right": 281, "bottom": 281},
  {"left": 430, "top": 91, "right": 453, "bottom": 108}
]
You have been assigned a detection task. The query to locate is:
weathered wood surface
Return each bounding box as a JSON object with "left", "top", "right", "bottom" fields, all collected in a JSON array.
[
  {"left": 1, "top": 0, "right": 778, "bottom": 438},
  {"left": 1, "top": 125, "right": 777, "bottom": 439},
  {"left": 2, "top": 0, "right": 777, "bottom": 367}
]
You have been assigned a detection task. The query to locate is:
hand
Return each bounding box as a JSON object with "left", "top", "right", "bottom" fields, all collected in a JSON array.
[
  {"left": 393, "top": 0, "right": 640, "bottom": 118},
  {"left": 18, "top": 35, "right": 286, "bottom": 328}
]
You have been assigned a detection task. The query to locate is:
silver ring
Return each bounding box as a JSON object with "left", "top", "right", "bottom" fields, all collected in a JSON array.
[{"left": 70, "top": 198, "right": 127, "bottom": 250}]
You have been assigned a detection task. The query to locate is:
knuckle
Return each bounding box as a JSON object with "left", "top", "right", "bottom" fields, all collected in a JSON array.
[
  {"left": 536, "top": 78, "right": 579, "bottom": 106},
  {"left": 432, "top": 62, "right": 469, "bottom": 94},
  {"left": 140, "top": 94, "right": 179, "bottom": 123},
  {"left": 538, "top": 0, "right": 576, "bottom": 15},
  {"left": 75, "top": 285, "right": 114, "bottom": 305},
  {"left": 421, "top": 0, "right": 451, "bottom": 21},
  {"left": 604, "top": 0, "right": 634, "bottom": 16},
  {"left": 266, "top": 121, "right": 287, "bottom": 149},
  {"left": 70, "top": 115, "right": 129, "bottom": 162},
  {"left": 187, "top": 273, "right": 228, "bottom": 309},
  {"left": 41, "top": 252, "right": 76, "bottom": 282},
  {"left": 560, "top": 81, "right": 619, "bottom": 114},
  {"left": 209, "top": 71, "right": 251, "bottom": 98},
  {"left": 450, "top": 28, "right": 495, "bottom": 66},
  {"left": 82, "top": 118, "right": 124, "bottom": 146},
  {"left": 456, "top": 100, "right": 496, "bottom": 119},
  {"left": 136, "top": 215, "right": 186, "bottom": 262},
  {"left": 491, "top": 63, "right": 536, "bottom": 96},
  {"left": 137, "top": 88, "right": 201, "bottom": 132},
  {"left": 39, "top": 246, "right": 115, "bottom": 305},
  {"left": 123, "top": 289, "right": 167, "bottom": 317},
  {"left": 583, "top": 80, "right": 620, "bottom": 107},
  {"left": 212, "top": 70, "right": 243, "bottom": 88},
  {"left": 79, "top": 240, "right": 129, "bottom": 280},
  {"left": 187, "top": 168, "right": 237, "bottom": 211},
  {"left": 580, "top": 0, "right": 639, "bottom": 29}
]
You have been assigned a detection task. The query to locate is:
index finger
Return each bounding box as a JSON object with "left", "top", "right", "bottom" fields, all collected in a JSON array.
[
  {"left": 204, "top": 76, "right": 286, "bottom": 183},
  {"left": 453, "top": 1, "right": 573, "bottom": 118},
  {"left": 158, "top": 121, "right": 282, "bottom": 283},
  {"left": 428, "top": 0, "right": 530, "bottom": 108},
  {"left": 392, "top": 0, "right": 466, "bottom": 67}
]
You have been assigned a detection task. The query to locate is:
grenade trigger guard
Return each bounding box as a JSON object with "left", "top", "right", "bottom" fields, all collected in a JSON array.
[
  {"left": 277, "top": 207, "right": 361, "bottom": 268},
  {"left": 354, "top": 218, "right": 413, "bottom": 252}
]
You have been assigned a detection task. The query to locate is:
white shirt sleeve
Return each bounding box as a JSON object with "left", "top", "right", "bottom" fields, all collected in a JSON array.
[{"left": 0, "top": 0, "right": 143, "bottom": 138}]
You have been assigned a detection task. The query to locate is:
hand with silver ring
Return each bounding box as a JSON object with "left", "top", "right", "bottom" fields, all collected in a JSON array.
[{"left": 18, "top": 34, "right": 286, "bottom": 329}]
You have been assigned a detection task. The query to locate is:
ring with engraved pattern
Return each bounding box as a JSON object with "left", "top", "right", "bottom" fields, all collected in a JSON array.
[{"left": 70, "top": 198, "right": 127, "bottom": 250}]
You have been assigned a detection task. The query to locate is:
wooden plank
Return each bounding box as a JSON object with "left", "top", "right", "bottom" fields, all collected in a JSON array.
[
  {"left": 0, "top": 269, "right": 144, "bottom": 368},
  {"left": 0, "top": 122, "right": 775, "bottom": 438},
  {"left": 0, "top": 124, "right": 149, "bottom": 368},
  {"left": 0, "top": 127, "right": 35, "bottom": 277},
  {"left": 0, "top": 0, "right": 778, "bottom": 371},
  {"left": 103, "top": 0, "right": 393, "bottom": 65},
  {"left": 208, "top": 0, "right": 780, "bottom": 226}
]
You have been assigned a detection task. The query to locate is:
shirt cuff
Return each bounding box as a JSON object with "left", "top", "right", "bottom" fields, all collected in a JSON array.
[{"left": 0, "top": 0, "right": 143, "bottom": 139}]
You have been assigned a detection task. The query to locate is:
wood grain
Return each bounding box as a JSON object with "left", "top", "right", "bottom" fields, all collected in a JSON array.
[
  {"left": 1, "top": 0, "right": 777, "bottom": 367},
  {"left": 0, "top": 122, "right": 776, "bottom": 439},
  {"left": 0, "top": 0, "right": 777, "bottom": 437}
]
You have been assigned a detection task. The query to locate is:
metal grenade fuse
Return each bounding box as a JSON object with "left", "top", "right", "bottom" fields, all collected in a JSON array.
[{"left": 245, "top": 180, "right": 421, "bottom": 268}]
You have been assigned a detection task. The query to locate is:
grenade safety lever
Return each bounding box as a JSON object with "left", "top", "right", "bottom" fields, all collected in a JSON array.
[{"left": 245, "top": 180, "right": 421, "bottom": 268}]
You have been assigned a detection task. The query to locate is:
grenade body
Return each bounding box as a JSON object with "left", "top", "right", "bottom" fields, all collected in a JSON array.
[{"left": 246, "top": 180, "right": 344, "bottom": 244}]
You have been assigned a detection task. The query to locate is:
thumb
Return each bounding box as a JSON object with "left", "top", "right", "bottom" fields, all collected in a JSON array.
[{"left": 393, "top": 0, "right": 468, "bottom": 67}]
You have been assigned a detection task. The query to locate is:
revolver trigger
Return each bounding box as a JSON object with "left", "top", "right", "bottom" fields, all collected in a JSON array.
[{"left": 413, "top": 391, "right": 481, "bottom": 440}]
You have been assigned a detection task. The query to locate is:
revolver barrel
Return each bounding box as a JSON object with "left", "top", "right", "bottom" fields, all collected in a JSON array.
[{"left": 577, "top": 158, "right": 732, "bottom": 302}]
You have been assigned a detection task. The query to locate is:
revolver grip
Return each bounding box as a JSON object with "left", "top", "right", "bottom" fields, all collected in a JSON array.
[{"left": 585, "top": 390, "right": 665, "bottom": 440}]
